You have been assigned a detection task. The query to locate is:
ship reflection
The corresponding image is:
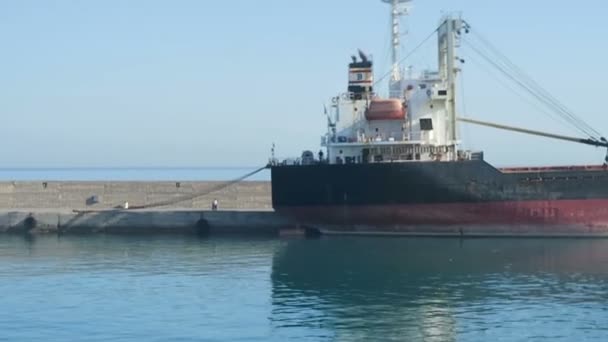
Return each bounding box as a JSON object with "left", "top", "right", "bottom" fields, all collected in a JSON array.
[{"left": 270, "top": 238, "right": 608, "bottom": 341}]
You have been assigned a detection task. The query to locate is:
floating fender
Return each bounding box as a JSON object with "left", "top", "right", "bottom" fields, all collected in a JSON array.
[
  {"left": 304, "top": 226, "right": 322, "bottom": 239},
  {"left": 24, "top": 215, "right": 37, "bottom": 232}
]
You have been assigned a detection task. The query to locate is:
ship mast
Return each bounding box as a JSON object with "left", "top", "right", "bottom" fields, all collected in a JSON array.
[
  {"left": 382, "top": 0, "right": 412, "bottom": 99},
  {"left": 438, "top": 16, "right": 464, "bottom": 158}
]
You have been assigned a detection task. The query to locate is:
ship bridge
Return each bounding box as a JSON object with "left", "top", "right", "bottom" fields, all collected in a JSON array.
[{"left": 319, "top": 12, "right": 470, "bottom": 165}]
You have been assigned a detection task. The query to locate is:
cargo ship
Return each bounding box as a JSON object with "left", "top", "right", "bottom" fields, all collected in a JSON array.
[{"left": 270, "top": 0, "right": 608, "bottom": 237}]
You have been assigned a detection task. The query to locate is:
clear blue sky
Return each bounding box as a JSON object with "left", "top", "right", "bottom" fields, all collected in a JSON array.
[{"left": 1, "top": 0, "right": 607, "bottom": 167}]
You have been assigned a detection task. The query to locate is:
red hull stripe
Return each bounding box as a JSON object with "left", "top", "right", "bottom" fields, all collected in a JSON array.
[{"left": 277, "top": 200, "right": 608, "bottom": 226}]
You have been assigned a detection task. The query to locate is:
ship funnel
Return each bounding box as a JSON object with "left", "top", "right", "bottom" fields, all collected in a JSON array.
[
  {"left": 358, "top": 49, "right": 369, "bottom": 63},
  {"left": 348, "top": 50, "right": 374, "bottom": 100}
]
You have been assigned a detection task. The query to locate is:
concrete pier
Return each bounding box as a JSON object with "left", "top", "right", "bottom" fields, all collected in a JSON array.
[
  {"left": 0, "top": 181, "right": 272, "bottom": 210},
  {"left": 0, "top": 181, "right": 302, "bottom": 236},
  {"left": 0, "top": 209, "right": 297, "bottom": 236}
]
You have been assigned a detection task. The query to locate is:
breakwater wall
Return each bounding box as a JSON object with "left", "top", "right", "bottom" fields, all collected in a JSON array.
[
  {"left": 0, "top": 210, "right": 299, "bottom": 236},
  {"left": 0, "top": 181, "right": 302, "bottom": 236},
  {"left": 0, "top": 181, "right": 271, "bottom": 210}
]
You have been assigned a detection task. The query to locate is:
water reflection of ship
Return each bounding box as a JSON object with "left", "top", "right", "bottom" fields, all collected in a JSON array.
[{"left": 270, "top": 238, "right": 608, "bottom": 340}]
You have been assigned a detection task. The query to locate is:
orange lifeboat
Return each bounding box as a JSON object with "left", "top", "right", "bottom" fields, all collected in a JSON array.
[{"left": 365, "top": 99, "right": 406, "bottom": 121}]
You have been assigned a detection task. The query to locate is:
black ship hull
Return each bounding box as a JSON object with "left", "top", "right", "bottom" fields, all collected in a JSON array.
[{"left": 271, "top": 161, "right": 608, "bottom": 236}]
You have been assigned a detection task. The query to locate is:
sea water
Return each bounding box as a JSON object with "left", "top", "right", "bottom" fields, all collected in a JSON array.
[{"left": 1, "top": 236, "right": 607, "bottom": 341}]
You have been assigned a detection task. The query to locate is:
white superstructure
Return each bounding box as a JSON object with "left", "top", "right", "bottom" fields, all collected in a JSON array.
[
  {"left": 321, "top": 3, "right": 474, "bottom": 165},
  {"left": 274, "top": 0, "right": 608, "bottom": 169}
]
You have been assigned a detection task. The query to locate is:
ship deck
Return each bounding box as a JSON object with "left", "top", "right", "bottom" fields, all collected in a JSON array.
[{"left": 498, "top": 165, "right": 608, "bottom": 174}]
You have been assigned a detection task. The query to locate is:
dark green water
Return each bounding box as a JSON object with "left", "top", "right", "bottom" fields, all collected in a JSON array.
[{"left": 1, "top": 236, "right": 608, "bottom": 341}]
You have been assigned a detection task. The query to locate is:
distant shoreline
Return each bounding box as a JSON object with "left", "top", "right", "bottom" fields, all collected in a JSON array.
[{"left": 0, "top": 167, "right": 271, "bottom": 182}]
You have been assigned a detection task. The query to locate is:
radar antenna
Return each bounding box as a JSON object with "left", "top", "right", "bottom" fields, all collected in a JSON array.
[{"left": 381, "top": 0, "right": 413, "bottom": 98}]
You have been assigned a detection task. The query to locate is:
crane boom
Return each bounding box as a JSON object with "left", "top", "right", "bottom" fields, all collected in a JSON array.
[{"left": 457, "top": 117, "right": 608, "bottom": 148}]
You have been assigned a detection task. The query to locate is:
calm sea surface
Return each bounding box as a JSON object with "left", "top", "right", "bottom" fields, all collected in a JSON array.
[
  {"left": 0, "top": 168, "right": 271, "bottom": 181},
  {"left": 1, "top": 236, "right": 608, "bottom": 341}
]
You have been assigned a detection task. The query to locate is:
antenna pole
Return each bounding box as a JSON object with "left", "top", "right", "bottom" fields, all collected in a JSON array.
[
  {"left": 383, "top": 0, "right": 412, "bottom": 98},
  {"left": 390, "top": 0, "right": 401, "bottom": 85},
  {"left": 446, "top": 18, "right": 457, "bottom": 146}
]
